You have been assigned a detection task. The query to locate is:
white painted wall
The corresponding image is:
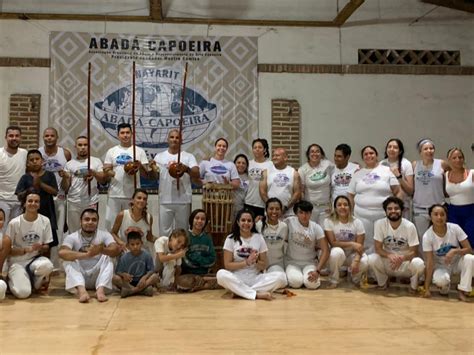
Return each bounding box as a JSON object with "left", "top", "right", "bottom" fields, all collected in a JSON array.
[
  {"left": 260, "top": 73, "right": 474, "bottom": 163},
  {"left": 0, "top": 14, "right": 473, "bottom": 167}
]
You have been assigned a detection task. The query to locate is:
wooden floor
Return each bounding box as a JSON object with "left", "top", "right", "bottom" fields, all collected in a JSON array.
[{"left": 1, "top": 275, "right": 473, "bottom": 354}]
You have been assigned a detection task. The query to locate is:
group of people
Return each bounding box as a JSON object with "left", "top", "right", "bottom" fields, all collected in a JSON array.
[{"left": 0, "top": 123, "right": 472, "bottom": 302}]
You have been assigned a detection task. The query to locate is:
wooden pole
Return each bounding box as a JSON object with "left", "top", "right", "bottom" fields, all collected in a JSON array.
[
  {"left": 176, "top": 62, "right": 188, "bottom": 191},
  {"left": 132, "top": 61, "right": 137, "bottom": 190},
  {"left": 87, "top": 62, "right": 92, "bottom": 196}
]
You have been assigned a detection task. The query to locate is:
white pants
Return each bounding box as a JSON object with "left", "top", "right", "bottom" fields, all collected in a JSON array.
[
  {"left": 161, "top": 263, "right": 176, "bottom": 287},
  {"left": 286, "top": 264, "right": 321, "bottom": 289},
  {"left": 267, "top": 265, "right": 288, "bottom": 286},
  {"left": 67, "top": 201, "right": 98, "bottom": 234},
  {"left": 413, "top": 208, "right": 430, "bottom": 242},
  {"left": 0, "top": 200, "right": 22, "bottom": 232},
  {"left": 328, "top": 247, "right": 368, "bottom": 285},
  {"left": 64, "top": 255, "right": 114, "bottom": 292},
  {"left": 105, "top": 197, "right": 131, "bottom": 230},
  {"left": 0, "top": 279, "right": 7, "bottom": 300},
  {"left": 8, "top": 257, "right": 54, "bottom": 299},
  {"left": 368, "top": 254, "right": 425, "bottom": 290},
  {"left": 216, "top": 269, "right": 287, "bottom": 300},
  {"left": 159, "top": 204, "right": 190, "bottom": 237},
  {"left": 310, "top": 204, "right": 330, "bottom": 227},
  {"left": 432, "top": 255, "right": 474, "bottom": 294},
  {"left": 354, "top": 208, "right": 385, "bottom": 254}
]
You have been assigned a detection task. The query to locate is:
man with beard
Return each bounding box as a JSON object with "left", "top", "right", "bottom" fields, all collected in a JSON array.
[
  {"left": 59, "top": 209, "right": 120, "bottom": 303},
  {"left": 368, "top": 196, "right": 425, "bottom": 293},
  {"left": 0, "top": 126, "right": 28, "bottom": 228},
  {"left": 150, "top": 129, "right": 199, "bottom": 236},
  {"left": 62, "top": 136, "right": 108, "bottom": 233}
]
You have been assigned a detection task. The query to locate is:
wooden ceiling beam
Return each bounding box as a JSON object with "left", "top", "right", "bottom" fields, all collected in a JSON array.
[
  {"left": 0, "top": 12, "right": 337, "bottom": 27},
  {"left": 0, "top": 12, "right": 147, "bottom": 22},
  {"left": 421, "top": 0, "right": 474, "bottom": 13},
  {"left": 333, "top": 0, "right": 365, "bottom": 26},
  {"left": 149, "top": 0, "right": 163, "bottom": 21},
  {"left": 162, "top": 17, "right": 336, "bottom": 27}
]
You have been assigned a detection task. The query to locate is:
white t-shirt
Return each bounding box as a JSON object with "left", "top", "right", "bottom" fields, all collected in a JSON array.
[
  {"left": 64, "top": 157, "right": 103, "bottom": 205},
  {"left": 422, "top": 223, "right": 467, "bottom": 269},
  {"left": 0, "top": 147, "right": 27, "bottom": 201},
  {"left": 255, "top": 220, "right": 288, "bottom": 268},
  {"left": 374, "top": 218, "right": 419, "bottom": 256},
  {"left": 222, "top": 232, "right": 268, "bottom": 277},
  {"left": 348, "top": 164, "right": 399, "bottom": 215},
  {"left": 62, "top": 229, "right": 115, "bottom": 271},
  {"left": 39, "top": 146, "right": 69, "bottom": 199},
  {"left": 104, "top": 145, "right": 148, "bottom": 198},
  {"left": 154, "top": 150, "right": 198, "bottom": 204},
  {"left": 6, "top": 214, "right": 53, "bottom": 266},
  {"left": 323, "top": 217, "right": 365, "bottom": 256},
  {"left": 285, "top": 216, "right": 325, "bottom": 267},
  {"left": 154, "top": 236, "right": 182, "bottom": 267},
  {"left": 245, "top": 160, "right": 273, "bottom": 208},
  {"left": 299, "top": 160, "right": 334, "bottom": 205},
  {"left": 199, "top": 158, "right": 239, "bottom": 184},
  {"left": 381, "top": 157, "right": 414, "bottom": 205},
  {"left": 118, "top": 209, "right": 151, "bottom": 244},
  {"left": 331, "top": 162, "right": 359, "bottom": 201},
  {"left": 267, "top": 165, "right": 295, "bottom": 208}
]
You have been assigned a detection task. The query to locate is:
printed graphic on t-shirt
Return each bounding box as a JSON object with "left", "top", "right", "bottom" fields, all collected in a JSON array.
[
  {"left": 43, "top": 158, "right": 63, "bottom": 172},
  {"left": 362, "top": 172, "right": 381, "bottom": 185},
  {"left": 73, "top": 166, "right": 89, "bottom": 178},
  {"left": 127, "top": 259, "right": 147, "bottom": 278},
  {"left": 210, "top": 165, "right": 228, "bottom": 175},
  {"left": 273, "top": 173, "right": 290, "bottom": 187},
  {"left": 291, "top": 232, "right": 313, "bottom": 249},
  {"left": 264, "top": 234, "right": 285, "bottom": 243},
  {"left": 22, "top": 231, "right": 41, "bottom": 245},
  {"left": 249, "top": 167, "right": 263, "bottom": 181},
  {"left": 79, "top": 240, "right": 92, "bottom": 253},
  {"left": 334, "top": 172, "right": 352, "bottom": 187},
  {"left": 237, "top": 246, "right": 256, "bottom": 258},
  {"left": 416, "top": 170, "right": 434, "bottom": 186},
  {"left": 435, "top": 242, "right": 455, "bottom": 257},
  {"left": 116, "top": 153, "right": 133, "bottom": 165},
  {"left": 336, "top": 229, "right": 355, "bottom": 242},
  {"left": 309, "top": 171, "right": 327, "bottom": 182},
  {"left": 383, "top": 235, "right": 408, "bottom": 252},
  {"left": 240, "top": 180, "right": 249, "bottom": 189}
]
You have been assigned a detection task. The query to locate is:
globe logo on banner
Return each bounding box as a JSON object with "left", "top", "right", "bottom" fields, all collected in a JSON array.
[{"left": 93, "top": 67, "right": 218, "bottom": 149}]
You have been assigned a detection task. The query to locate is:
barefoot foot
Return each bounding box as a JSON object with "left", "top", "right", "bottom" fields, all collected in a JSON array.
[
  {"left": 96, "top": 287, "right": 108, "bottom": 302},
  {"left": 256, "top": 291, "right": 273, "bottom": 300},
  {"left": 458, "top": 290, "right": 469, "bottom": 302},
  {"left": 78, "top": 291, "right": 90, "bottom": 303}
]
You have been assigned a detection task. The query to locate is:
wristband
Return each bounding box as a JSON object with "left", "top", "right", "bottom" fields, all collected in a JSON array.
[{"left": 396, "top": 175, "right": 402, "bottom": 179}]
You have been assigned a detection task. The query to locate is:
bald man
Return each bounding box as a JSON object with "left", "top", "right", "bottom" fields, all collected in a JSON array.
[
  {"left": 259, "top": 148, "right": 301, "bottom": 216},
  {"left": 150, "top": 129, "right": 199, "bottom": 237}
]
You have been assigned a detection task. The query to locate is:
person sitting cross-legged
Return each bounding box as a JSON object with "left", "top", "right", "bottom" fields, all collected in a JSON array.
[
  {"left": 59, "top": 209, "right": 120, "bottom": 303},
  {"left": 113, "top": 230, "right": 159, "bottom": 298}
]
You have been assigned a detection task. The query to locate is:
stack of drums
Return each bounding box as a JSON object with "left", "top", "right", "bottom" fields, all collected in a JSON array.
[{"left": 202, "top": 183, "right": 234, "bottom": 273}]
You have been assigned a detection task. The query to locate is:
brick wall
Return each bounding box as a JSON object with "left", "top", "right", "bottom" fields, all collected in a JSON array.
[
  {"left": 271, "top": 99, "right": 301, "bottom": 168},
  {"left": 9, "top": 94, "right": 40, "bottom": 149}
]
